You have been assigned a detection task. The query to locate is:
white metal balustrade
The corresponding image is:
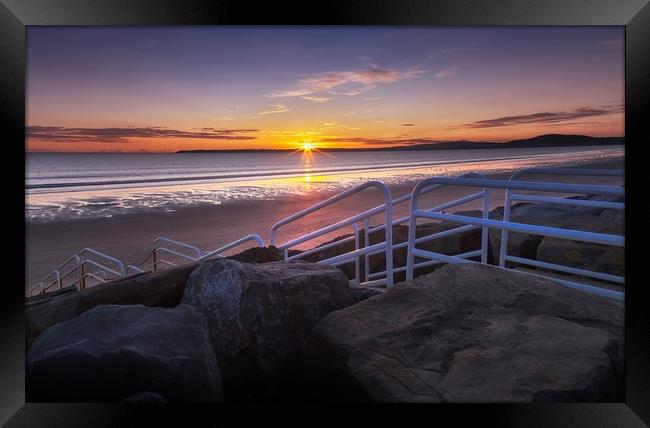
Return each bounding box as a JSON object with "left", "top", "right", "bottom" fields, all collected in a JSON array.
[
  {"left": 152, "top": 234, "right": 265, "bottom": 270},
  {"left": 499, "top": 168, "right": 625, "bottom": 275},
  {"left": 360, "top": 172, "right": 489, "bottom": 283},
  {"left": 270, "top": 180, "right": 394, "bottom": 287},
  {"left": 30, "top": 249, "right": 145, "bottom": 296},
  {"left": 405, "top": 173, "right": 625, "bottom": 301}
]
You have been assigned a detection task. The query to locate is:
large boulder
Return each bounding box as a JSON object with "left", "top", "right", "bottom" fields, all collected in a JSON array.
[
  {"left": 299, "top": 263, "right": 624, "bottom": 402},
  {"left": 26, "top": 304, "right": 222, "bottom": 402},
  {"left": 25, "top": 263, "right": 198, "bottom": 351},
  {"left": 181, "top": 259, "right": 353, "bottom": 400},
  {"left": 225, "top": 245, "right": 282, "bottom": 264},
  {"left": 25, "top": 246, "right": 283, "bottom": 352}
]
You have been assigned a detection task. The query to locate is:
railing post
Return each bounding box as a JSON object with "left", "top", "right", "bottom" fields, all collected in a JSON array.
[
  {"left": 499, "top": 188, "right": 513, "bottom": 268},
  {"left": 363, "top": 217, "right": 370, "bottom": 283},
  {"left": 405, "top": 187, "right": 419, "bottom": 282},
  {"left": 79, "top": 261, "right": 86, "bottom": 290},
  {"left": 353, "top": 223, "right": 360, "bottom": 285},
  {"left": 152, "top": 249, "right": 158, "bottom": 271},
  {"left": 481, "top": 188, "right": 490, "bottom": 264},
  {"left": 384, "top": 190, "right": 394, "bottom": 288}
]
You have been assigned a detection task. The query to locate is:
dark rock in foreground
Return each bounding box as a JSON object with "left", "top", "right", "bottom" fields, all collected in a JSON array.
[
  {"left": 25, "top": 263, "right": 198, "bottom": 351},
  {"left": 27, "top": 304, "right": 222, "bottom": 402},
  {"left": 348, "top": 285, "right": 384, "bottom": 304},
  {"left": 25, "top": 246, "right": 283, "bottom": 352},
  {"left": 300, "top": 263, "right": 624, "bottom": 402},
  {"left": 181, "top": 259, "right": 353, "bottom": 400}
]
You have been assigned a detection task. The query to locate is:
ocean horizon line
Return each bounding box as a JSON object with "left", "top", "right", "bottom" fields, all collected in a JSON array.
[{"left": 26, "top": 133, "right": 624, "bottom": 154}]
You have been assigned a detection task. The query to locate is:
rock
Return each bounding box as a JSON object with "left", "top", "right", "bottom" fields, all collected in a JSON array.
[
  {"left": 226, "top": 246, "right": 282, "bottom": 264},
  {"left": 25, "top": 263, "right": 198, "bottom": 352},
  {"left": 348, "top": 285, "right": 384, "bottom": 304},
  {"left": 26, "top": 304, "right": 222, "bottom": 402},
  {"left": 299, "top": 263, "right": 624, "bottom": 402},
  {"left": 181, "top": 259, "right": 353, "bottom": 400}
]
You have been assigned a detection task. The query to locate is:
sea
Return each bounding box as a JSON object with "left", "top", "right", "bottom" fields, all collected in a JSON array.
[{"left": 26, "top": 146, "right": 624, "bottom": 223}]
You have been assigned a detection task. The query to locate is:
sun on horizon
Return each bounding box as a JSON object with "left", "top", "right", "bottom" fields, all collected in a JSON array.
[{"left": 26, "top": 27, "right": 624, "bottom": 153}]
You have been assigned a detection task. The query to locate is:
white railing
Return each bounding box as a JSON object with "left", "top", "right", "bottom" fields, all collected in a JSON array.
[
  {"left": 405, "top": 175, "right": 624, "bottom": 301},
  {"left": 361, "top": 172, "right": 488, "bottom": 282},
  {"left": 79, "top": 248, "right": 144, "bottom": 289},
  {"left": 500, "top": 167, "right": 625, "bottom": 270},
  {"left": 199, "top": 234, "right": 265, "bottom": 261},
  {"left": 30, "top": 249, "right": 144, "bottom": 296},
  {"left": 152, "top": 234, "right": 265, "bottom": 270},
  {"left": 153, "top": 237, "right": 203, "bottom": 270},
  {"left": 270, "top": 180, "right": 394, "bottom": 287}
]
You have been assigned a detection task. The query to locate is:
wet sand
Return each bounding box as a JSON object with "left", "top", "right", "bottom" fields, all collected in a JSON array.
[{"left": 26, "top": 158, "right": 624, "bottom": 294}]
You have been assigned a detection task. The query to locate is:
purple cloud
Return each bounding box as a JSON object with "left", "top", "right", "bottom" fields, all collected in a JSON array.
[
  {"left": 459, "top": 105, "right": 623, "bottom": 129},
  {"left": 27, "top": 126, "right": 259, "bottom": 143}
]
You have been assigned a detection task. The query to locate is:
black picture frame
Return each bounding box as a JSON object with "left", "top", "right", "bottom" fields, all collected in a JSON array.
[{"left": 2, "top": 0, "right": 648, "bottom": 425}]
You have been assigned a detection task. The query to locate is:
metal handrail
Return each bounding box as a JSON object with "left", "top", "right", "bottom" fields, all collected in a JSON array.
[
  {"left": 152, "top": 234, "right": 265, "bottom": 270},
  {"left": 199, "top": 234, "right": 265, "bottom": 261},
  {"left": 499, "top": 167, "right": 625, "bottom": 270},
  {"left": 80, "top": 248, "right": 126, "bottom": 276},
  {"left": 405, "top": 175, "right": 624, "bottom": 301},
  {"left": 361, "top": 172, "right": 489, "bottom": 281},
  {"left": 271, "top": 174, "right": 489, "bottom": 286},
  {"left": 270, "top": 180, "right": 394, "bottom": 287},
  {"left": 30, "top": 254, "right": 81, "bottom": 296}
]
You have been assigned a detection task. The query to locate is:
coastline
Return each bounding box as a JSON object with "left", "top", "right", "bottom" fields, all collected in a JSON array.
[{"left": 25, "top": 157, "right": 624, "bottom": 292}]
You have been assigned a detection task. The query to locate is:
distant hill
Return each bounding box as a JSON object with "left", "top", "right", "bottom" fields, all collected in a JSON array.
[{"left": 175, "top": 134, "right": 624, "bottom": 153}]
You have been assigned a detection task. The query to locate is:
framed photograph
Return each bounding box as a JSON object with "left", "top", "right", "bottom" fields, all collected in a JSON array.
[{"left": 2, "top": 0, "right": 648, "bottom": 425}]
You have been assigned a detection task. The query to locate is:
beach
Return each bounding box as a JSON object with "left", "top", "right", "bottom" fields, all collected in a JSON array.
[{"left": 25, "top": 156, "right": 624, "bottom": 294}]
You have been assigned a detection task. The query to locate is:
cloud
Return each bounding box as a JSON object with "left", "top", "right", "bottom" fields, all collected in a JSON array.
[
  {"left": 266, "top": 62, "right": 428, "bottom": 99},
  {"left": 320, "top": 136, "right": 438, "bottom": 146},
  {"left": 301, "top": 95, "right": 333, "bottom": 103},
  {"left": 211, "top": 116, "right": 235, "bottom": 121},
  {"left": 257, "top": 104, "right": 290, "bottom": 115},
  {"left": 434, "top": 65, "right": 459, "bottom": 78},
  {"left": 27, "top": 126, "right": 258, "bottom": 143},
  {"left": 459, "top": 105, "right": 623, "bottom": 129},
  {"left": 401, "top": 123, "right": 415, "bottom": 127}
]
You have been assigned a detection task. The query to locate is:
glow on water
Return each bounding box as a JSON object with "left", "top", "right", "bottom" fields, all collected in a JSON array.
[{"left": 25, "top": 146, "right": 624, "bottom": 223}]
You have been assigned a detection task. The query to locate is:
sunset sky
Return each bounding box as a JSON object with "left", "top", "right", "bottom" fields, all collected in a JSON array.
[{"left": 26, "top": 26, "right": 624, "bottom": 153}]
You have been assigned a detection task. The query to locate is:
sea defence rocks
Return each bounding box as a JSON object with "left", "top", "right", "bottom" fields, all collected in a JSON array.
[
  {"left": 181, "top": 259, "right": 353, "bottom": 400},
  {"left": 225, "top": 245, "right": 282, "bottom": 264},
  {"left": 26, "top": 304, "right": 222, "bottom": 402},
  {"left": 299, "top": 263, "right": 624, "bottom": 402},
  {"left": 25, "top": 246, "right": 284, "bottom": 351},
  {"left": 25, "top": 263, "right": 198, "bottom": 351}
]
